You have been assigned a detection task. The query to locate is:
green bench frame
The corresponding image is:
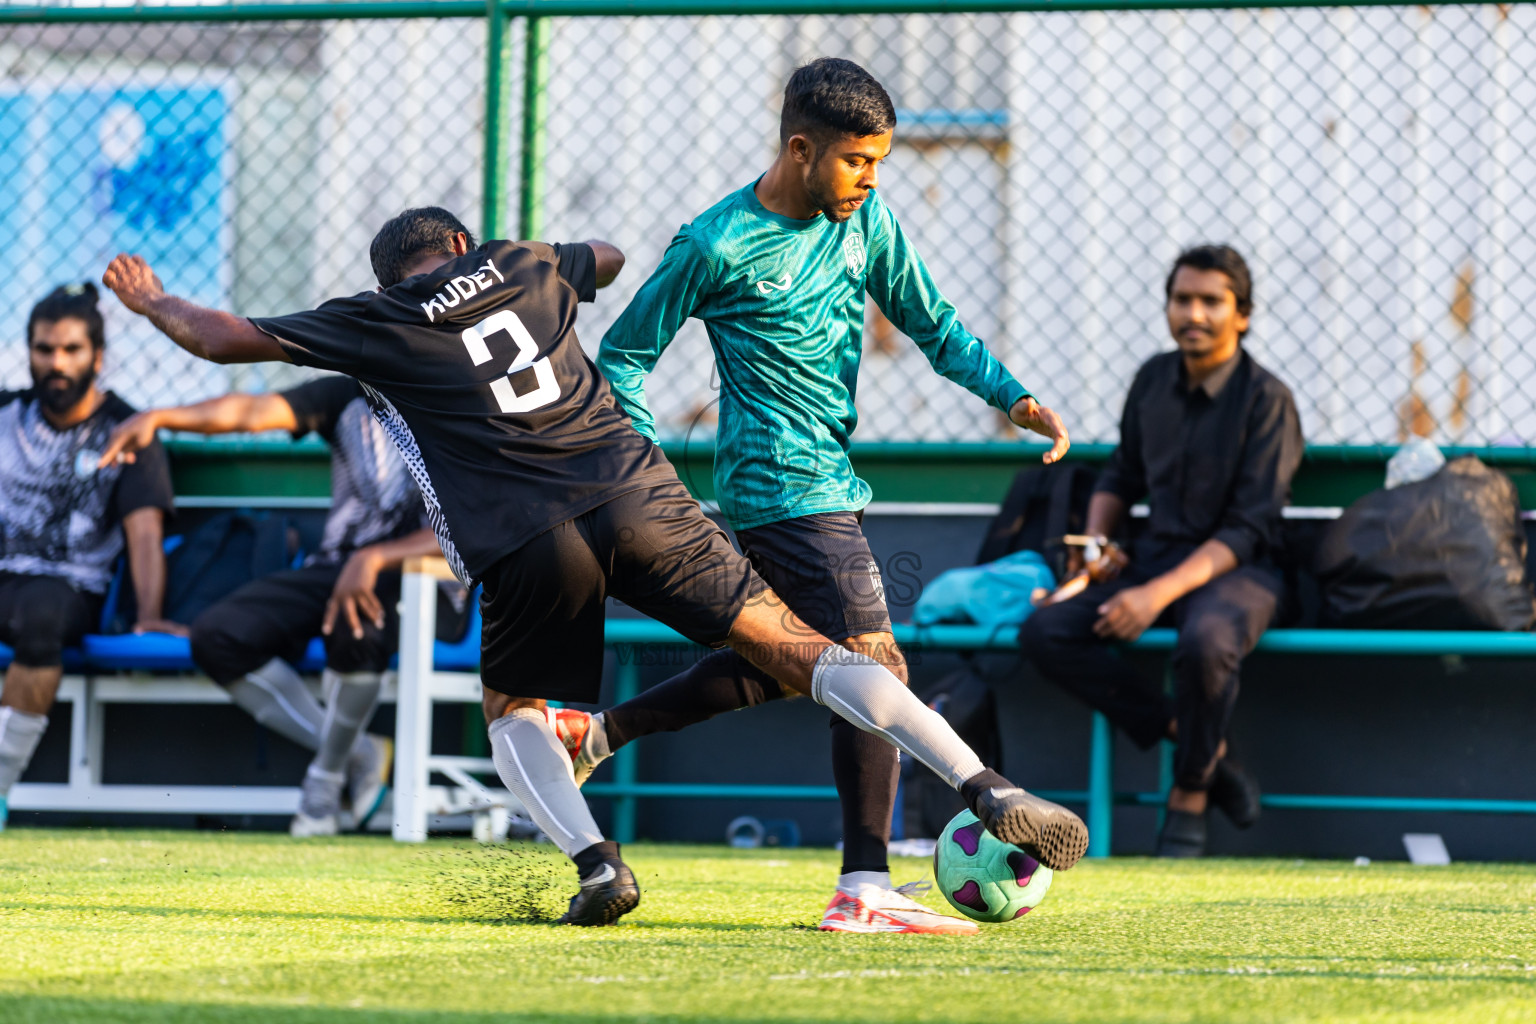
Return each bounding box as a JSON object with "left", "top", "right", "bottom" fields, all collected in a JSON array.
[{"left": 589, "top": 621, "right": 1536, "bottom": 856}]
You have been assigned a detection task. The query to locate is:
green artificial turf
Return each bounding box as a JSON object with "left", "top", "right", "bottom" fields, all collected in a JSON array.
[{"left": 1, "top": 829, "right": 1533, "bottom": 1023}]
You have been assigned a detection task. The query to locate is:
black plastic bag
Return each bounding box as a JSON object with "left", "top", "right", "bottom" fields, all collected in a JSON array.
[
  {"left": 1314, "top": 456, "right": 1536, "bottom": 630},
  {"left": 974, "top": 462, "right": 1096, "bottom": 579}
]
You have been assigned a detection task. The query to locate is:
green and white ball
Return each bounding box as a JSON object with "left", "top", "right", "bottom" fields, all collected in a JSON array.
[{"left": 934, "top": 810, "right": 1053, "bottom": 922}]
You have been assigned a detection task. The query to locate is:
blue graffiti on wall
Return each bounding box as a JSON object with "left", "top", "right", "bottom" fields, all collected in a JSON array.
[{"left": 105, "top": 129, "right": 219, "bottom": 232}]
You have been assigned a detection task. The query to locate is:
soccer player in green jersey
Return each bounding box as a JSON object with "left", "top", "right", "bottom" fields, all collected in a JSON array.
[{"left": 559, "top": 58, "right": 1074, "bottom": 934}]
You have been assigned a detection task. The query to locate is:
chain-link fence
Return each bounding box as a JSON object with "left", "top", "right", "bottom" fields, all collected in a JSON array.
[{"left": 4, "top": 2, "right": 1536, "bottom": 447}]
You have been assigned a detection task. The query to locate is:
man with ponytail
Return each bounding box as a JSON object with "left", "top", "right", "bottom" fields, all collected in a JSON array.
[{"left": 0, "top": 283, "right": 176, "bottom": 829}]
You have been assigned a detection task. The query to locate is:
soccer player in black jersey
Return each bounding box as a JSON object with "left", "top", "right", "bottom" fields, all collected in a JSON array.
[{"left": 103, "top": 207, "right": 1088, "bottom": 926}]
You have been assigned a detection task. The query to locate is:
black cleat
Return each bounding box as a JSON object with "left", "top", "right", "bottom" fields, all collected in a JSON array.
[
  {"left": 964, "top": 774, "right": 1090, "bottom": 871},
  {"left": 556, "top": 860, "right": 640, "bottom": 926},
  {"left": 1209, "top": 757, "right": 1262, "bottom": 829},
  {"left": 1155, "top": 809, "right": 1207, "bottom": 858}
]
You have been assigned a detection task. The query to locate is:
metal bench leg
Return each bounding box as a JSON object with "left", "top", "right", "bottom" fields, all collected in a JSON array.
[
  {"left": 1087, "top": 711, "right": 1113, "bottom": 858},
  {"left": 393, "top": 569, "right": 436, "bottom": 842},
  {"left": 610, "top": 650, "right": 640, "bottom": 844},
  {"left": 74, "top": 676, "right": 100, "bottom": 790}
]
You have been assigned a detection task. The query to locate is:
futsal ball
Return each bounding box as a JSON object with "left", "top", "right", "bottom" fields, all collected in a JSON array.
[{"left": 934, "top": 810, "right": 1053, "bottom": 922}]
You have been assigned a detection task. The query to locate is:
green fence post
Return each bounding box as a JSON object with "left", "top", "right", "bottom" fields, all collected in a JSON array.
[
  {"left": 518, "top": 13, "right": 551, "bottom": 241},
  {"left": 1087, "top": 712, "right": 1113, "bottom": 858},
  {"left": 611, "top": 648, "right": 640, "bottom": 843},
  {"left": 481, "top": 0, "right": 511, "bottom": 240},
  {"left": 1156, "top": 664, "right": 1174, "bottom": 830}
]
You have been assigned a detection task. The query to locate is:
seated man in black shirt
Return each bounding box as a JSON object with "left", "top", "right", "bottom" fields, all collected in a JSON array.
[
  {"left": 0, "top": 284, "right": 176, "bottom": 830},
  {"left": 1019, "top": 245, "right": 1303, "bottom": 857},
  {"left": 103, "top": 207, "right": 1087, "bottom": 926},
  {"left": 102, "top": 375, "right": 448, "bottom": 836}
]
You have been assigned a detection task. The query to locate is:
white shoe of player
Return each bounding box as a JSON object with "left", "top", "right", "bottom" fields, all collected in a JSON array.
[
  {"left": 290, "top": 809, "right": 340, "bottom": 837},
  {"left": 818, "top": 881, "right": 979, "bottom": 935}
]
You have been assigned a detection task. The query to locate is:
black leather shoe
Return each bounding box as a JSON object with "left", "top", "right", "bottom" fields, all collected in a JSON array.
[
  {"left": 962, "top": 769, "right": 1090, "bottom": 870},
  {"left": 1155, "top": 810, "right": 1207, "bottom": 858},
  {"left": 1209, "top": 758, "right": 1262, "bottom": 829},
  {"left": 556, "top": 860, "right": 640, "bottom": 926}
]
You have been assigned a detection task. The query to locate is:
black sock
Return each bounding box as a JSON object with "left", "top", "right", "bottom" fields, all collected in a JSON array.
[
  {"left": 831, "top": 715, "right": 898, "bottom": 875},
  {"left": 958, "top": 768, "right": 1009, "bottom": 818},
  {"left": 573, "top": 840, "right": 622, "bottom": 881},
  {"left": 602, "top": 648, "right": 784, "bottom": 749}
]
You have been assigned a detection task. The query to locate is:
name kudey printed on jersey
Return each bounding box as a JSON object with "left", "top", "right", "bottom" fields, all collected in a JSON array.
[{"left": 419, "top": 259, "right": 506, "bottom": 322}]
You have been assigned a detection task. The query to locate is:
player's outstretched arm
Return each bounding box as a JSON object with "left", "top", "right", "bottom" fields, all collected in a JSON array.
[
  {"left": 98, "top": 393, "right": 299, "bottom": 468},
  {"left": 103, "top": 254, "right": 289, "bottom": 365},
  {"left": 1009, "top": 396, "right": 1071, "bottom": 464},
  {"left": 584, "top": 240, "right": 625, "bottom": 289}
]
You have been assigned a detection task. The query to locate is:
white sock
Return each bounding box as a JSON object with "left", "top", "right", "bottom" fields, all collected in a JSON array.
[
  {"left": 0, "top": 707, "right": 47, "bottom": 794},
  {"left": 812, "top": 647, "right": 986, "bottom": 790},
  {"left": 488, "top": 709, "right": 605, "bottom": 859},
  {"left": 227, "top": 658, "right": 324, "bottom": 750},
  {"left": 587, "top": 712, "right": 613, "bottom": 760},
  {"left": 838, "top": 870, "right": 892, "bottom": 897}
]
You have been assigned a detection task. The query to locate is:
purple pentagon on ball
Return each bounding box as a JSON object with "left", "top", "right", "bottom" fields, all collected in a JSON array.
[
  {"left": 951, "top": 880, "right": 989, "bottom": 913},
  {"left": 1007, "top": 850, "right": 1039, "bottom": 887},
  {"left": 952, "top": 821, "right": 985, "bottom": 857},
  {"left": 1012, "top": 905, "right": 1032, "bottom": 919}
]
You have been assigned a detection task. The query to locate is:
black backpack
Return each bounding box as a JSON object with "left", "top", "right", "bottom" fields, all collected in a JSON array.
[
  {"left": 112, "top": 511, "right": 299, "bottom": 630},
  {"left": 901, "top": 666, "right": 1004, "bottom": 839},
  {"left": 975, "top": 462, "right": 1098, "bottom": 579}
]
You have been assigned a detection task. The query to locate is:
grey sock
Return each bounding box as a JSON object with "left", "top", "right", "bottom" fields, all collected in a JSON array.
[
  {"left": 811, "top": 647, "right": 986, "bottom": 789},
  {"left": 0, "top": 708, "right": 47, "bottom": 794},
  {"left": 299, "top": 764, "right": 346, "bottom": 818},
  {"left": 315, "top": 669, "right": 382, "bottom": 775},
  {"left": 488, "top": 708, "right": 604, "bottom": 858},
  {"left": 588, "top": 712, "right": 612, "bottom": 760},
  {"left": 226, "top": 658, "right": 324, "bottom": 751}
]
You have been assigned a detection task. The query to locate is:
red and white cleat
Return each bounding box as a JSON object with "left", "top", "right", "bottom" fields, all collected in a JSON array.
[
  {"left": 818, "top": 882, "right": 979, "bottom": 935},
  {"left": 548, "top": 708, "right": 606, "bottom": 787}
]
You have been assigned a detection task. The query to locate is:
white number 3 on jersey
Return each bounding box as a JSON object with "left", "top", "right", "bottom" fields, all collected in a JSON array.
[{"left": 460, "top": 310, "right": 560, "bottom": 413}]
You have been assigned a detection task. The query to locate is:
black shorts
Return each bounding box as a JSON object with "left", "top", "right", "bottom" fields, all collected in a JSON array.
[
  {"left": 0, "top": 571, "right": 101, "bottom": 668},
  {"left": 478, "top": 481, "right": 768, "bottom": 703},
  {"left": 736, "top": 510, "right": 892, "bottom": 642},
  {"left": 188, "top": 564, "right": 467, "bottom": 684}
]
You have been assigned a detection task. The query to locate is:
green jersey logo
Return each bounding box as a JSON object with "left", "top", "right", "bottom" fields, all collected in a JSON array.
[{"left": 843, "top": 234, "right": 866, "bottom": 277}]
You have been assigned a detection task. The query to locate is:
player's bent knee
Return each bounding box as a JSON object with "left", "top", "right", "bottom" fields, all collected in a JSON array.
[
  {"left": 842, "top": 632, "right": 907, "bottom": 685},
  {"left": 188, "top": 621, "right": 250, "bottom": 686},
  {"left": 481, "top": 687, "right": 544, "bottom": 724},
  {"left": 322, "top": 628, "right": 391, "bottom": 676},
  {"left": 10, "top": 637, "right": 67, "bottom": 670}
]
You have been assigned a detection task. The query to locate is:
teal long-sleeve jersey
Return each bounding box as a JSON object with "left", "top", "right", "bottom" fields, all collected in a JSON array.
[{"left": 597, "top": 182, "right": 1032, "bottom": 531}]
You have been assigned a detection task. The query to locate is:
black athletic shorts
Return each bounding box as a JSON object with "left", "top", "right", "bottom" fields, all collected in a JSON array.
[
  {"left": 0, "top": 571, "right": 101, "bottom": 668},
  {"left": 735, "top": 510, "right": 893, "bottom": 642},
  {"left": 478, "top": 480, "right": 769, "bottom": 703},
  {"left": 189, "top": 564, "right": 468, "bottom": 684}
]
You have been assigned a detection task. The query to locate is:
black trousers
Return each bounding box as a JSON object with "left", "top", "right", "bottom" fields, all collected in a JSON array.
[
  {"left": 1017, "top": 562, "right": 1281, "bottom": 790},
  {"left": 190, "top": 564, "right": 402, "bottom": 685},
  {"left": 0, "top": 571, "right": 101, "bottom": 668}
]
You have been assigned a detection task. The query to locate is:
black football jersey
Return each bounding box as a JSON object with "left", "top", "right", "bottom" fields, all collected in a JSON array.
[{"left": 251, "top": 240, "right": 673, "bottom": 584}]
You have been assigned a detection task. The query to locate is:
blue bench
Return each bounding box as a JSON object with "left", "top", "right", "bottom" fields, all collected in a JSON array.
[
  {"left": 0, "top": 602, "right": 483, "bottom": 674},
  {"left": 586, "top": 620, "right": 1536, "bottom": 855}
]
